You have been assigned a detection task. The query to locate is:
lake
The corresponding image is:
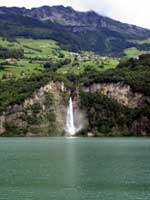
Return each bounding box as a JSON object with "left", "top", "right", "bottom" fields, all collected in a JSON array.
[{"left": 0, "top": 137, "right": 150, "bottom": 200}]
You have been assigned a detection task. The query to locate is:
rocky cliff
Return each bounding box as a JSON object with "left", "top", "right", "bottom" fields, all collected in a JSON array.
[
  {"left": 24, "top": 6, "right": 150, "bottom": 38},
  {"left": 0, "top": 81, "right": 69, "bottom": 136},
  {"left": 81, "top": 81, "right": 150, "bottom": 136},
  {"left": 83, "top": 82, "right": 150, "bottom": 108},
  {"left": 0, "top": 81, "right": 149, "bottom": 136}
]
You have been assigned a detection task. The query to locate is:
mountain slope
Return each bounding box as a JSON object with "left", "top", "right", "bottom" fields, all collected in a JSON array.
[
  {"left": 26, "top": 6, "right": 150, "bottom": 38},
  {"left": 0, "top": 6, "right": 150, "bottom": 55}
]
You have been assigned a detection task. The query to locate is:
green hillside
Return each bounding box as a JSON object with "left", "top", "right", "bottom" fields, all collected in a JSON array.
[
  {"left": 0, "top": 37, "right": 119, "bottom": 80},
  {"left": 0, "top": 6, "right": 150, "bottom": 55}
]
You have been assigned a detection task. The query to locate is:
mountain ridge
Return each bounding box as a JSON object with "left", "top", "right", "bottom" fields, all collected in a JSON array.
[
  {"left": 0, "top": 5, "right": 149, "bottom": 30},
  {"left": 0, "top": 5, "right": 150, "bottom": 55}
]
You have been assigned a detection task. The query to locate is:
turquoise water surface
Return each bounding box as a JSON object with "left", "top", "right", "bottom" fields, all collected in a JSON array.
[{"left": 0, "top": 137, "right": 150, "bottom": 200}]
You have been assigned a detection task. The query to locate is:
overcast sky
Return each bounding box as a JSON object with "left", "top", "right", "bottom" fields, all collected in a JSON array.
[{"left": 0, "top": 0, "right": 149, "bottom": 29}]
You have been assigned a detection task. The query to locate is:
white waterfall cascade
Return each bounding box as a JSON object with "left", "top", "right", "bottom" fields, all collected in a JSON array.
[{"left": 66, "top": 97, "right": 76, "bottom": 136}]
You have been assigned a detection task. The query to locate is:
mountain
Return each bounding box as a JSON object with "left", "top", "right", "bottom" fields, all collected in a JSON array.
[
  {"left": 0, "top": 5, "right": 150, "bottom": 55},
  {"left": 26, "top": 6, "right": 150, "bottom": 37}
]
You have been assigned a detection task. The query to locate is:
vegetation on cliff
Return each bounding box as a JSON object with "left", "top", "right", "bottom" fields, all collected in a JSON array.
[
  {"left": 0, "top": 34, "right": 150, "bottom": 136},
  {"left": 0, "top": 72, "right": 71, "bottom": 114},
  {"left": 77, "top": 54, "right": 150, "bottom": 136},
  {"left": 81, "top": 54, "right": 150, "bottom": 96},
  {"left": 80, "top": 91, "right": 150, "bottom": 136}
]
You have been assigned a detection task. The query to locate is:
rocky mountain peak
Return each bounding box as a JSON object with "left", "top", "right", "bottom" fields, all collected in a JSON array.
[{"left": 0, "top": 5, "right": 150, "bottom": 54}]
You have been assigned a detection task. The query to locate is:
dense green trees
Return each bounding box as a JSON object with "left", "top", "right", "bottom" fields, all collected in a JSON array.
[
  {"left": 80, "top": 91, "right": 150, "bottom": 135},
  {"left": 0, "top": 72, "right": 71, "bottom": 113},
  {"left": 78, "top": 55, "right": 150, "bottom": 135},
  {"left": 44, "top": 58, "right": 72, "bottom": 72},
  {"left": 81, "top": 54, "right": 150, "bottom": 96},
  {"left": 0, "top": 47, "right": 24, "bottom": 59}
]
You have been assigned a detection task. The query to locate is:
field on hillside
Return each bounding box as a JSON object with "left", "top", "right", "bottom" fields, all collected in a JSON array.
[
  {"left": 18, "top": 38, "right": 63, "bottom": 58},
  {"left": 0, "top": 37, "right": 119, "bottom": 80},
  {"left": 0, "top": 38, "right": 65, "bottom": 79},
  {"left": 57, "top": 57, "right": 119, "bottom": 75},
  {"left": 123, "top": 47, "right": 141, "bottom": 58}
]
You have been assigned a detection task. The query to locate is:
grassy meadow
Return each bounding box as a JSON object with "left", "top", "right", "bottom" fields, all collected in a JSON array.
[{"left": 0, "top": 37, "right": 119, "bottom": 80}]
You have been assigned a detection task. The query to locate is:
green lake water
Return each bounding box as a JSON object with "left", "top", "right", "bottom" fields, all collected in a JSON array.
[{"left": 0, "top": 137, "right": 150, "bottom": 200}]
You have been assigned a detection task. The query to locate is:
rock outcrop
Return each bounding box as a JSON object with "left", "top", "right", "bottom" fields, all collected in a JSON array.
[
  {"left": 0, "top": 81, "right": 69, "bottom": 136},
  {"left": 83, "top": 82, "right": 150, "bottom": 108},
  {"left": 0, "top": 81, "right": 149, "bottom": 136}
]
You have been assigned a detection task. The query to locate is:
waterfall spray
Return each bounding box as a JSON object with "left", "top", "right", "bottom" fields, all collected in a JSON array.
[{"left": 66, "top": 97, "right": 76, "bottom": 136}]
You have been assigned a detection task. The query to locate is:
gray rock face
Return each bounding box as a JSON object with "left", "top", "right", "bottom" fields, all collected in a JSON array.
[
  {"left": 83, "top": 82, "right": 150, "bottom": 136},
  {"left": 0, "top": 81, "right": 87, "bottom": 136},
  {"left": 0, "top": 81, "right": 149, "bottom": 136},
  {"left": 0, "top": 81, "right": 68, "bottom": 136},
  {"left": 24, "top": 6, "right": 150, "bottom": 37},
  {"left": 0, "top": 116, "right": 5, "bottom": 134},
  {"left": 0, "top": 5, "right": 149, "bottom": 37},
  {"left": 83, "top": 82, "right": 150, "bottom": 108}
]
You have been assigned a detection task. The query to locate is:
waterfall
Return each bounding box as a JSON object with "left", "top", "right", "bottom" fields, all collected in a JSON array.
[{"left": 66, "top": 97, "right": 76, "bottom": 136}]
